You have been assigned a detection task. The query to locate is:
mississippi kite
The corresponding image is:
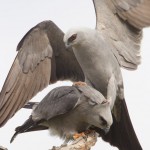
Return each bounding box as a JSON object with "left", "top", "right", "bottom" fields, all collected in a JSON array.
[
  {"left": 63, "top": 2, "right": 150, "bottom": 150},
  {"left": 0, "top": 21, "right": 85, "bottom": 126},
  {"left": 0, "top": 0, "right": 150, "bottom": 149},
  {"left": 63, "top": 26, "right": 142, "bottom": 150},
  {"left": 10, "top": 83, "right": 112, "bottom": 143},
  {"left": 1, "top": 0, "right": 150, "bottom": 126}
]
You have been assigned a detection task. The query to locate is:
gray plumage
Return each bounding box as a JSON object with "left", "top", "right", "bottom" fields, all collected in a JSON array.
[
  {"left": 0, "top": 21, "right": 84, "bottom": 127},
  {"left": 63, "top": 27, "right": 141, "bottom": 150},
  {"left": 0, "top": 0, "right": 150, "bottom": 127},
  {"left": 0, "top": 0, "right": 150, "bottom": 149},
  {"left": 10, "top": 84, "right": 112, "bottom": 143},
  {"left": 94, "top": 0, "right": 150, "bottom": 70}
]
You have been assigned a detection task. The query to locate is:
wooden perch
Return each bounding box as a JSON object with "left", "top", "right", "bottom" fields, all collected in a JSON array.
[
  {"left": 50, "top": 131, "right": 98, "bottom": 150},
  {"left": 0, "top": 146, "right": 8, "bottom": 150}
]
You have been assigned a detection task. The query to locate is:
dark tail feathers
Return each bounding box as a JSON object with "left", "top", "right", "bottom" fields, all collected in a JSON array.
[
  {"left": 10, "top": 116, "right": 35, "bottom": 143},
  {"left": 92, "top": 99, "right": 142, "bottom": 150}
]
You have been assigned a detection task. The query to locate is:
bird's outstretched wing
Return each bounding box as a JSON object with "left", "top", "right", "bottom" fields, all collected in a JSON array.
[
  {"left": 93, "top": 0, "right": 150, "bottom": 70},
  {"left": 0, "top": 21, "right": 84, "bottom": 127}
]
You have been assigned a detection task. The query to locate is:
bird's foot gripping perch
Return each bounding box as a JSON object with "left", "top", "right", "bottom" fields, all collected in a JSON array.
[
  {"left": 74, "top": 130, "right": 96, "bottom": 140},
  {"left": 73, "top": 81, "right": 87, "bottom": 87},
  {"left": 73, "top": 132, "right": 86, "bottom": 140}
]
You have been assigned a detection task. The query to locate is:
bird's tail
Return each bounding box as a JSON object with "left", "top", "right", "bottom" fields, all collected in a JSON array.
[
  {"left": 10, "top": 116, "right": 48, "bottom": 143},
  {"left": 10, "top": 116, "right": 35, "bottom": 143},
  {"left": 10, "top": 102, "right": 47, "bottom": 143}
]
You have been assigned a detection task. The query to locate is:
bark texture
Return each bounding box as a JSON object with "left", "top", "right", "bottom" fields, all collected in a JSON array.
[{"left": 50, "top": 132, "right": 98, "bottom": 150}]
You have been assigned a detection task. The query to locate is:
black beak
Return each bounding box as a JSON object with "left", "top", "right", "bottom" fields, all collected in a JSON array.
[{"left": 89, "top": 126, "right": 110, "bottom": 136}]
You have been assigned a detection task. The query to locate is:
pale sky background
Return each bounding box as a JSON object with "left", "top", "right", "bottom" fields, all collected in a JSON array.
[{"left": 0, "top": 0, "right": 150, "bottom": 150}]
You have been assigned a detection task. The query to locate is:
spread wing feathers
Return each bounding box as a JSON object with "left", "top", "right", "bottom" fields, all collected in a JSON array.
[
  {"left": 10, "top": 86, "right": 80, "bottom": 143},
  {"left": 93, "top": 0, "right": 150, "bottom": 70},
  {"left": 94, "top": 98, "right": 142, "bottom": 150},
  {"left": 0, "top": 21, "right": 84, "bottom": 127},
  {"left": 113, "top": 0, "right": 150, "bottom": 29},
  {"left": 0, "top": 22, "right": 52, "bottom": 127},
  {"left": 32, "top": 86, "right": 80, "bottom": 120}
]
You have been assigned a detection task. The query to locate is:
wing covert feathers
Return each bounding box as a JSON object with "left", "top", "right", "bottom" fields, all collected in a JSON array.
[
  {"left": 0, "top": 23, "right": 52, "bottom": 127},
  {"left": 93, "top": 0, "right": 149, "bottom": 70}
]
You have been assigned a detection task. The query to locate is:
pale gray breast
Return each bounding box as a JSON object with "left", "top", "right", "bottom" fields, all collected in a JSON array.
[
  {"left": 72, "top": 29, "right": 122, "bottom": 96},
  {"left": 46, "top": 99, "right": 90, "bottom": 139}
]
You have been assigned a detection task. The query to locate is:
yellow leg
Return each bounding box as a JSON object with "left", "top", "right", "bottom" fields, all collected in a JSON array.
[
  {"left": 73, "top": 132, "right": 86, "bottom": 140},
  {"left": 73, "top": 81, "right": 87, "bottom": 86}
]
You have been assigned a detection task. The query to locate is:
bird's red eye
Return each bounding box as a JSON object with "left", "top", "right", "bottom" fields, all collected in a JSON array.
[{"left": 68, "top": 34, "right": 77, "bottom": 43}]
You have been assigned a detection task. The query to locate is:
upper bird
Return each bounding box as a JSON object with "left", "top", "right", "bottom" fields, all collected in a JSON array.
[
  {"left": 0, "top": 0, "right": 150, "bottom": 149},
  {"left": 63, "top": 26, "right": 141, "bottom": 150}
]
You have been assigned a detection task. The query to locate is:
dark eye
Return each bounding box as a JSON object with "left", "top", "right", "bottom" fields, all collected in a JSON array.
[
  {"left": 99, "top": 116, "right": 107, "bottom": 126},
  {"left": 68, "top": 34, "right": 77, "bottom": 43}
]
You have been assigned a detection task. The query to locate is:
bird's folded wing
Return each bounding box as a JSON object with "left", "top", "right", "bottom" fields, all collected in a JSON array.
[
  {"left": 74, "top": 84, "right": 106, "bottom": 104},
  {"left": 10, "top": 86, "right": 80, "bottom": 143},
  {"left": 93, "top": 0, "right": 150, "bottom": 70},
  {"left": 32, "top": 86, "right": 80, "bottom": 121}
]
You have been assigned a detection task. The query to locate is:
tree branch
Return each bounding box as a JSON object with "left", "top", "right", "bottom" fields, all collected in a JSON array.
[
  {"left": 50, "top": 131, "right": 98, "bottom": 150},
  {"left": 0, "top": 146, "right": 8, "bottom": 150}
]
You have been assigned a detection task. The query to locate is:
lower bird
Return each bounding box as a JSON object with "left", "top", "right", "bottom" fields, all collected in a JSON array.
[{"left": 10, "top": 82, "right": 112, "bottom": 144}]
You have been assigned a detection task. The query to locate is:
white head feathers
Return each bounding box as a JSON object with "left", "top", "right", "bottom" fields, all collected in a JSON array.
[{"left": 63, "top": 27, "right": 97, "bottom": 48}]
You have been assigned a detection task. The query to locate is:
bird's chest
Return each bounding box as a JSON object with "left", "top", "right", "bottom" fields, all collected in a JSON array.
[
  {"left": 83, "top": 55, "right": 112, "bottom": 96},
  {"left": 85, "top": 75, "right": 108, "bottom": 97},
  {"left": 48, "top": 111, "right": 89, "bottom": 139},
  {"left": 73, "top": 46, "right": 118, "bottom": 96}
]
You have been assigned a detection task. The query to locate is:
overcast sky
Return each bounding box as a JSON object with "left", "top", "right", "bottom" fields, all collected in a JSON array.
[{"left": 0, "top": 0, "right": 150, "bottom": 150}]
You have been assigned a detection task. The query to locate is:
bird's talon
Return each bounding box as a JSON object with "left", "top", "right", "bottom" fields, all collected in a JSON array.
[
  {"left": 84, "top": 129, "right": 94, "bottom": 135},
  {"left": 73, "top": 81, "right": 87, "bottom": 87},
  {"left": 73, "top": 132, "right": 86, "bottom": 140}
]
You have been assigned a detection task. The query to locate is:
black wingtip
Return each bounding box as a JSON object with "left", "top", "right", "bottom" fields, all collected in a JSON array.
[
  {"left": 10, "top": 131, "right": 18, "bottom": 143},
  {"left": 92, "top": 99, "right": 142, "bottom": 150},
  {"left": 10, "top": 116, "right": 35, "bottom": 143}
]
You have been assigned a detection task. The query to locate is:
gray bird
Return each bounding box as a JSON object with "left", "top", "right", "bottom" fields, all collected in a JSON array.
[
  {"left": 63, "top": 27, "right": 142, "bottom": 150},
  {"left": 0, "top": 0, "right": 150, "bottom": 149},
  {"left": 10, "top": 83, "right": 112, "bottom": 143}
]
